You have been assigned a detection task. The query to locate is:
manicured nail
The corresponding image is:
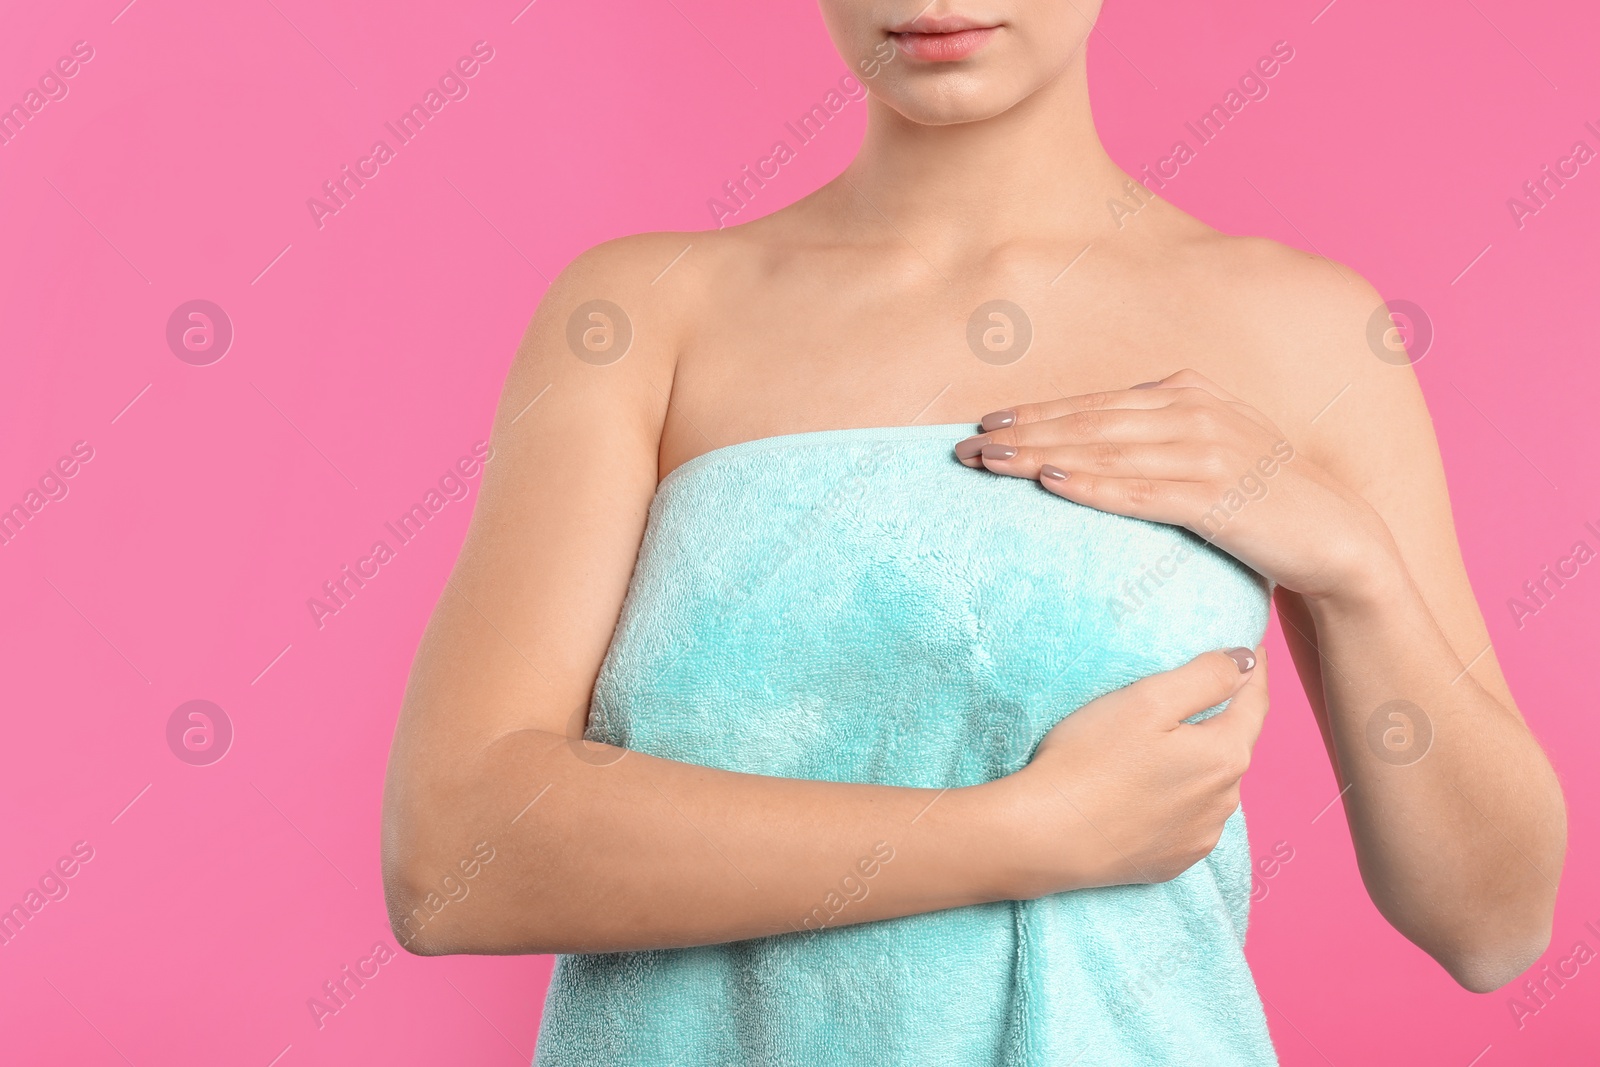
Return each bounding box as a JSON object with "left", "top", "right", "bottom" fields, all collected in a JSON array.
[
  {"left": 1040, "top": 464, "right": 1070, "bottom": 482},
  {"left": 1132, "top": 381, "right": 1161, "bottom": 390},
  {"left": 954, "top": 435, "right": 989, "bottom": 460},
  {"left": 980, "top": 443, "right": 1017, "bottom": 462},
  {"left": 1224, "top": 647, "right": 1256, "bottom": 673},
  {"left": 980, "top": 409, "right": 1016, "bottom": 431}
]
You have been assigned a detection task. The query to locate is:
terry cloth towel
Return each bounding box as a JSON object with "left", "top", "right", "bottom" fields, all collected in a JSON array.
[{"left": 533, "top": 422, "right": 1278, "bottom": 1067}]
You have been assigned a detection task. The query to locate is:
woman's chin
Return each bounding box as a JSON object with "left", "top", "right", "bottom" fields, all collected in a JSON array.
[{"left": 877, "top": 83, "right": 1031, "bottom": 127}]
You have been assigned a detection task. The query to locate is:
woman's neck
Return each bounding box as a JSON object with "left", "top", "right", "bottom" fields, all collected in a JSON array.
[{"left": 834, "top": 55, "right": 1129, "bottom": 250}]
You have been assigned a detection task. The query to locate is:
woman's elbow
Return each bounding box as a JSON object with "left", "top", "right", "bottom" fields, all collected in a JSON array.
[
  {"left": 380, "top": 806, "right": 479, "bottom": 956},
  {"left": 381, "top": 826, "right": 563, "bottom": 956},
  {"left": 382, "top": 860, "right": 513, "bottom": 957},
  {"left": 381, "top": 839, "right": 450, "bottom": 956},
  {"left": 1438, "top": 917, "right": 1555, "bottom": 994}
]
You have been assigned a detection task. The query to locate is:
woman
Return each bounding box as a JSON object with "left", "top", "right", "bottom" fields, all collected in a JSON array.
[{"left": 380, "top": 3, "right": 1566, "bottom": 1064}]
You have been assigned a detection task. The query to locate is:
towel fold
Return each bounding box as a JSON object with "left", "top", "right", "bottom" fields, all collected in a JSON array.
[{"left": 534, "top": 423, "right": 1277, "bottom": 1067}]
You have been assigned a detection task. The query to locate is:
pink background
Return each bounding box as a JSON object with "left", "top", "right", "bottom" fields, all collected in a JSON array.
[{"left": 2, "top": 0, "right": 1596, "bottom": 1063}]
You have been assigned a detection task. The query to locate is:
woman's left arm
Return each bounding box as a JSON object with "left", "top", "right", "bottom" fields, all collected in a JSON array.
[{"left": 958, "top": 346, "right": 1566, "bottom": 993}]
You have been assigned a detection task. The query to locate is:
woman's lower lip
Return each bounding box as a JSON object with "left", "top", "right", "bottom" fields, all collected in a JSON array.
[{"left": 890, "top": 26, "right": 998, "bottom": 62}]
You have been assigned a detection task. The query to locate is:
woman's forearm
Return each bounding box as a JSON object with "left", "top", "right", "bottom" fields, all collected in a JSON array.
[
  {"left": 1291, "top": 547, "right": 1566, "bottom": 992},
  {"left": 382, "top": 646, "right": 1271, "bottom": 957},
  {"left": 382, "top": 726, "right": 1013, "bottom": 955}
]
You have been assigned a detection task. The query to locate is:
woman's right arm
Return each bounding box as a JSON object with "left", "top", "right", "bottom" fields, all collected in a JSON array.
[{"left": 379, "top": 235, "right": 1269, "bottom": 955}]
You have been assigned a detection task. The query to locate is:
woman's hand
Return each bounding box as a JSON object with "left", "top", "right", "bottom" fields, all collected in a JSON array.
[
  {"left": 998, "top": 646, "right": 1269, "bottom": 897},
  {"left": 954, "top": 368, "right": 1398, "bottom": 601}
]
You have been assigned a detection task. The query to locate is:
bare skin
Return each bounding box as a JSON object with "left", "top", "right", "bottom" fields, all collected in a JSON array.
[{"left": 380, "top": 1, "right": 1565, "bottom": 994}]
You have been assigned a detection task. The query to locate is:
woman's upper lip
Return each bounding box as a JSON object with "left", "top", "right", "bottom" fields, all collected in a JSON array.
[{"left": 887, "top": 13, "right": 999, "bottom": 34}]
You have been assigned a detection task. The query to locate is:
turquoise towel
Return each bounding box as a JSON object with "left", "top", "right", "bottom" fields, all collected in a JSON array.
[{"left": 534, "top": 423, "right": 1277, "bottom": 1067}]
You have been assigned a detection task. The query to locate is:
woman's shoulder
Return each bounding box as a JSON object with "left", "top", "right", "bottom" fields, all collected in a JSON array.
[
  {"left": 549, "top": 229, "right": 714, "bottom": 309},
  {"left": 1148, "top": 208, "right": 1390, "bottom": 351},
  {"left": 524, "top": 228, "right": 733, "bottom": 386},
  {"left": 541, "top": 227, "right": 764, "bottom": 336},
  {"left": 1140, "top": 208, "right": 1434, "bottom": 474},
  {"left": 1171, "top": 217, "right": 1420, "bottom": 422}
]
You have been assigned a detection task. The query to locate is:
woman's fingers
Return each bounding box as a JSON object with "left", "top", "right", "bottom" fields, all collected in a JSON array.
[
  {"left": 977, "top": 388, "right": 1188, "bottom": 432},
  {"left": 971, "top": 369, "right": 1280, "bottom": 446},
  {"left": 969, "top": 439, "right": 1213, "bottom": 483},
  {"left": 957, "top": 424, "right": 1219, "bottom": 522},
  {"left": 1023, "top": 644, "right": 1271, "bottom": 889},
  {"left": 1151, "top": 371, "right": 1283, "bottom": 434},
  {"left": 977, "top": 368, "right": 1240, "bottom": 430},
  {"left": 1142, "top": 368, "right": 1244, "bottom": 405},
  {"left": 1036, "top": 468, "right": 1213, "bottom": 528},
  {"left": 1125, "top": 648, "right": 1260, "bottom": 730},
  {"left": 1190, "top": 645, "right": 1270, "bottom": 750},
  {"left": 955, "top": 407, "right": 1186, "bottom": 467}
]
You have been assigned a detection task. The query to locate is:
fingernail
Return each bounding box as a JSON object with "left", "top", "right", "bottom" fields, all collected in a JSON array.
[
  {"left": 1224, "top": 647, "right": 1256, "bottom": 673},
  {"left": 980, "top": 409, "right": 1016, "bottom": 431},
  {"left": 981, "top": 443, "right": 1017, "bottom": 461},
  {"left": 1132, "top": 381, "right": 1161, "bottom": 390},
  {"left": 1040, "top": 464, "right": 1070, "bottom": 482},
  {"left": 955, "top": 435, "right": 990, "bottom": 461}
]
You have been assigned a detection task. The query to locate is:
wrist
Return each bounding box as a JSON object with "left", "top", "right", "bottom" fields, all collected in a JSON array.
[
  {"left": 945, "top": 779, "right": 1032, "bottom": 901},
  {"left": 1303, "top": 517, "right": 1410, "bottom": 614},
  {"left": 965, "top": 770, "right": 1094, "bottom": 901}
]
